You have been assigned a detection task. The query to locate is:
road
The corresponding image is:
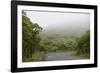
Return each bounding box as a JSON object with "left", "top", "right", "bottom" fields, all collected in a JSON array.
[{"left": 43, "top": 51, "right": 85, "bottom": 61}]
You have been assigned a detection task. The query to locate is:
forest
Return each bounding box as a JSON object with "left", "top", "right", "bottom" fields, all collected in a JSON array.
[{"left": 22, "top": 11, "right": 90, "bottom": 62}]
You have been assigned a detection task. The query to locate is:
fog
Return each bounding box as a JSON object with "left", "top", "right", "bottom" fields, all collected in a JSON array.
[{"left": 25, "top": 10, "right": 90, "bottom": 36}]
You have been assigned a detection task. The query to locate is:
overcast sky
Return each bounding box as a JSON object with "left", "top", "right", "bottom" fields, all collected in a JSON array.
[{"left": 24, "top": 10, "right": 90, "bottom": 36}]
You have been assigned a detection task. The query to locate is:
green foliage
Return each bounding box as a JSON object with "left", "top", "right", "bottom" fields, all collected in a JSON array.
[
  {"left": 22, "top": 11, "right": 42, "bottom": 62},
  {"left": 76, "top": 31, "right": 90, "bottom": 58},
  {"left": 39, "top": 35, "right": 78, "bottom": 52},
  {"left": 39, "top": 31, "right": 90, "bottom": 58}
]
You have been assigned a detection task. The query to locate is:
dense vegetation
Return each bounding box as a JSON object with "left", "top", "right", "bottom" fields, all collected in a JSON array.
[
  {"left": 22, "top": 11, "right": 90, "bottom": 62},
  {"left": 39, "top": 31, "right": 90, "bottom": 58},
  {"left": 22, "top": 11, "right": 42, "bottom": 62},
  {"left": 76, "top": 31, "right": 90, "bottom": 58}
]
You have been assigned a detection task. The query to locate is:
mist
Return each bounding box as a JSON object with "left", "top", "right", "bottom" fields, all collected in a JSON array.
[{"left": 25, "top": 10, "right": 90, "bottom": 36}]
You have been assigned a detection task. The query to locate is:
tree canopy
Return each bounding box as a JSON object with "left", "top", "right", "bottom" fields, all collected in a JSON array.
[{"left": 22, "top": 11, "right": 42, "bottom": 61}]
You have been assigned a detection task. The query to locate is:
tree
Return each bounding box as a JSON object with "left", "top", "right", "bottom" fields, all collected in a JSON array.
[
  {"left": 22, "top": 11, "right": 42, "bottom": 61},
  {"left": 76, "top": 31, "right": 90, "bottom": 57}
]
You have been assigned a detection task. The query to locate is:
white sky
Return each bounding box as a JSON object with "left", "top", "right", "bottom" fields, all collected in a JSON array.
[{"left": 25, "top": 10, "right": 90, "bottom": 36}]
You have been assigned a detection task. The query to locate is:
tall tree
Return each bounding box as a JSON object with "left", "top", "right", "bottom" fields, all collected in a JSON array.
[
  {"left": 76, "top": 31, "right": 90, "bottom": 57},
  {"left": 22, "top": 11, "right": 42, "bottom": 61}
]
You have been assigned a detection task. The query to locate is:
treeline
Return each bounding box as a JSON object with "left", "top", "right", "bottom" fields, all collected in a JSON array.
[{"left": 40, "top": 31, "right": 90, "bottom": 58}]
